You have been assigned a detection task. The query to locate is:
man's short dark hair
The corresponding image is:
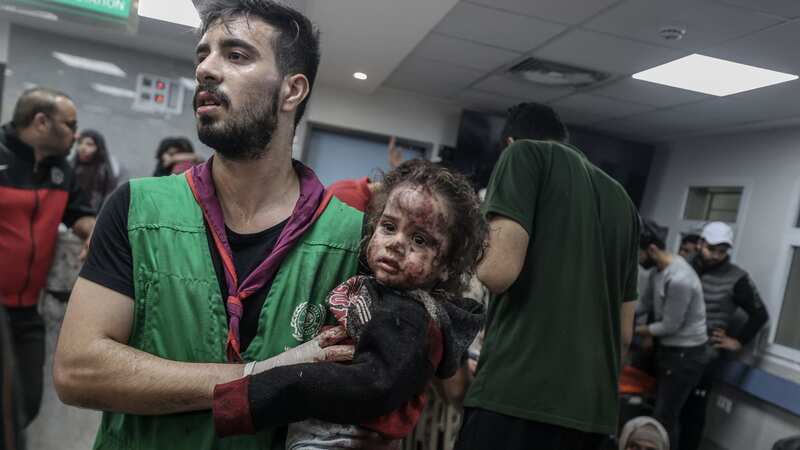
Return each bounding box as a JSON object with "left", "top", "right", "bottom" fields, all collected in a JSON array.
[
  {"left": 640, "top": 219, "right": 668, "bottom": 251},
  {"left": 198, "top": 0, "right": 320, "bottom": 129},
  {"left": 681, "top": 233, "right": 700, "bottom": 246},
  {"left": 12, "top": 87, "right": 72, "bottom": 129},
  {"left": 501, "top": 102, "right": 568, "bottom": 145}
]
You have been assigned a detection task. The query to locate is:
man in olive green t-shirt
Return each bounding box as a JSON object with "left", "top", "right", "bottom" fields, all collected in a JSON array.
[{"left": 455, "top": 103, "right": 640, "bottom": 450}]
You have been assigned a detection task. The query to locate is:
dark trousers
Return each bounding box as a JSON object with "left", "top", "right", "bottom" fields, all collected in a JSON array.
[
  {"left": 678, "top": 359, "right": 718, "bottom": 450},
  {"left": 7, "top": 307, "right": 45, "bottom": 427},
  {"left": 454, "top": 407, "right": 605, "bottom": 450},
  {"left": 653, "top": 344, "right": 709, "bottom": 449}
]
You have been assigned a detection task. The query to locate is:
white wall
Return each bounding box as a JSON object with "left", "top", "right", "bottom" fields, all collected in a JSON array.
[
  {"left": 640, "top": 126, "right": 800, "bottom": 448},
  {"left": 295, "top": 84, "right": 462, "bottom": 161}
]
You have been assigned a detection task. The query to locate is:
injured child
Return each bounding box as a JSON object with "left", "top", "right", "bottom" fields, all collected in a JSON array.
[{"left": 213, "top": 159, "right": 487, "bottom": 449}]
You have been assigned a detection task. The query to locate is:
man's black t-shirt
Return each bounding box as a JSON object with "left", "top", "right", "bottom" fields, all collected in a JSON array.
[{"left": 80, "top": 182, "right": 287, "bottom": 351}]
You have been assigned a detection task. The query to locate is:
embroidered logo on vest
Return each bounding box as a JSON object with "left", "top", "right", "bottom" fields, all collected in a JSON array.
[
  {"left": 291, "top": 302, "right": 325, "bottom": 342},
  {"left": 51, "top": 167, "right": 64, "bottom": 185}
]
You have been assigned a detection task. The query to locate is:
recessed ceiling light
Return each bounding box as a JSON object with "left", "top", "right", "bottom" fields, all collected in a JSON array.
[
  {"left": 138, "top": 0, "right": 200, "bottom": 28},
  {"left": 633, "top": 54, "right": 797, "bottom": 97},
  {"left": 353, "top": 72, "right": 368, "bottom": 81},
  {"left": 52, "top": 52, "right": 127, "bottom": 78}
]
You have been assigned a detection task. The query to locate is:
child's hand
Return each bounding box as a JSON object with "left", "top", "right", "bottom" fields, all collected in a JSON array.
[{"left": 251, "top": 326, "right": 354, "bottom": 375}]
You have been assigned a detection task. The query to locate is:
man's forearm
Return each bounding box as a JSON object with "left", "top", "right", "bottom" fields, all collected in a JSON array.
[{"left": 55, "top": 336, "right": 243, "bottom": 415}]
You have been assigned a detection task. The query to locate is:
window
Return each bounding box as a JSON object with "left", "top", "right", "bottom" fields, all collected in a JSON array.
[
  {"left": 775, "top": 247, "right": 800, "bottom": 352},
  {"left": 684, "top": 186, "right": 743, "bottom": 222}
]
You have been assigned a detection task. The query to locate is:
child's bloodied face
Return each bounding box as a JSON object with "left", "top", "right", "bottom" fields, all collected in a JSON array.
[{"left": 367, "top": 184, "right": 451, "bottom": 290}]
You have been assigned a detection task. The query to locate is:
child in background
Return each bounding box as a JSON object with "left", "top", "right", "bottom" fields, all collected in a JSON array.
[{"left": 213, "top": 160, "right": 487, "bottom": 449}]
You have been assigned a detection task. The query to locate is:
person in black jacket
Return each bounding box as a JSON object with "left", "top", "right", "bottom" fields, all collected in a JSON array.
[
  {"left": 0, "top": 88, "right": 95, "bottom": 427},
  {"left": 680, "top": 221, "right": 769, "bottom": 450},
  {"left": 1, "top": 305, "right": 27, "bottom": 450},
  {"left": 213, "top": 160, "right": 487, "bottom": 449}
]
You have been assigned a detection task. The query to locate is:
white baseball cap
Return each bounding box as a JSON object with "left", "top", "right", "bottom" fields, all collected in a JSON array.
[{"left": 702, "top": 222, "right": 734, "bottom": 247}]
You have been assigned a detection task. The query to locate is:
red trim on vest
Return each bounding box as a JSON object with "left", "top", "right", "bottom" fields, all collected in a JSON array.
[{"left": 213, "top": 376, "right": 254, "bottom": 437}]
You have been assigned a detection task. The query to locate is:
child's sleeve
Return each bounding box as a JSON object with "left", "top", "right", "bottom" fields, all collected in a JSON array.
[{"left": 213, "top": 294, "right": 436, "bottom": 437}]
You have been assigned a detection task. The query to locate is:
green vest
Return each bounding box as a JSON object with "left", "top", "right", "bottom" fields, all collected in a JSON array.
[{"left": 93, "top": 175, "right": 362, "bottom": 450}]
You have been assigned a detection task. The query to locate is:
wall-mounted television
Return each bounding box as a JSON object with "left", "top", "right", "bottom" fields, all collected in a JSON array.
[
  {"left": 446, "top": 110, "right": 506, "bottom": 189},
  {"left": 450, "top": 109, "right": 654, "bottom": 206}
]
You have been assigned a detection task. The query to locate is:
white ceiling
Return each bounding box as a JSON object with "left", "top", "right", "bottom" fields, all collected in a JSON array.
[
  {"left": 379, "top": 0, "right": 800, "bottom": 143},
  {"left": 5, "top": 0, "right": 800, "bottom": 143}
]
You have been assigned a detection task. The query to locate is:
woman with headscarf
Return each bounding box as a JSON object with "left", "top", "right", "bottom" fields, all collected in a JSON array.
[
  {"left": 619, "top": 417, "right": 670, "bottom": 450},
  {"left": 152, "top": 136, "right": 202, "bottom": 177},
  {"left": 72, "top": 130, "right": 118, "bottom": 213}
]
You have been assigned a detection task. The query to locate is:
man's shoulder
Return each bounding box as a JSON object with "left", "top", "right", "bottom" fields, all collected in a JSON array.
[
  {"left": 723, "top": 261, "right": 748, "bottom": 280},
  {"left": 328, "top": 177, "right": 370, "bottom": 212},
  {"left": 704, "top": 259, "right": 748, "bottom": 281},
  {"left": 307, "top": 195, "right": 363, "bottom": 252},
  {"left": 128, "top": 175, "right": 202, "bottom": 227},
  {"left": 505, "top": 139, "right": 562, "bottom": 159},
  {"left": 670, "top": 257, "right": 703, "bottom": 286},
  {"left": 130, "top": 173, "right": 187, "bottom": 191}
]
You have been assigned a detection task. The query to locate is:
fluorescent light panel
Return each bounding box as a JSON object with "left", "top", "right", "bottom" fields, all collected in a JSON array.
[
  {"left": 633, "top": 54, "right": 798, "bottom": 97},
  {"left": 52, "top": 52, "right": 127, "bottom": 78},
  {"left": 138, "top": 0, "right": 200, "bottom": 28},
  {"left": 0, "top": 5, "right": 58, "bottom": 21},
  {"left": 91, "top": 83, "right": 136, "bottom": 99}
]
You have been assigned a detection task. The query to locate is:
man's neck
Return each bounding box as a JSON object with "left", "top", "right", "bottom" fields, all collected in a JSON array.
[
  {"left": 212, "top": 142, "right": 299, "bottom": 234},
  {"left": 656, "top": 252, "right": 673, "bottom": 272},
  {"left": 17, "top": 127, "right": 48, "bottom": 163}
]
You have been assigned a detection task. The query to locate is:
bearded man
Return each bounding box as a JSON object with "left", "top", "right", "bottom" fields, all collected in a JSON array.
[{"left": 53, "top": 2, "right": 363, "bottom": 449}]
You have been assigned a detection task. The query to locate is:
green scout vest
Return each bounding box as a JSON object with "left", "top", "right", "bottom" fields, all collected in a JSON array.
[{"left": 93, "top": 175, "right": 363, "bottom": 450}]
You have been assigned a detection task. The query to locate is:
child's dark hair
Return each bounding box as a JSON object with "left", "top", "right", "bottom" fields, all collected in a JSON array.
[{"left": 364, "top": 160, "right": 488, "bottom": 295}]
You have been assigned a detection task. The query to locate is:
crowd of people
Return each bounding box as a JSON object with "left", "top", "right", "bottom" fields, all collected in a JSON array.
[{"left": 0, "top": 1, "right": 777, "bottom": 450}]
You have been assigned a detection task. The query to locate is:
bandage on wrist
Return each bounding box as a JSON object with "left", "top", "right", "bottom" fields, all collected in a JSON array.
[{"left": 243, "top": 361, "right": 257, "bottom": 377}]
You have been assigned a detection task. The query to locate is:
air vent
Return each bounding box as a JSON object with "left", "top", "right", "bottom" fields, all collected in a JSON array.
[{"left": 507, "top": 58, "right": 610, "bottom": 87}]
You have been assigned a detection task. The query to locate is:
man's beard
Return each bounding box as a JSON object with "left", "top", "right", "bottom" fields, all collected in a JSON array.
[
  {"left": 640, "top": 256, "right": 657, "bottom": 270},
  {"left": 195, "top": 82, "right": 280, "bottom": 161}
]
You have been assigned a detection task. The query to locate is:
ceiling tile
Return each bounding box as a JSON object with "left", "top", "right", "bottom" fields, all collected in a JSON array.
[
  {"left": 466, "top": 0, "right": 620, "bottom": 25},
  {"left": 455, "top": 89, "right": 522, "bottom": 114},
  {"left": 715, "top": 0, "right": 800, "bottom": 19},
  {"left": 551, "top": 93, "right": 654, "bottom": 122},
  {"left": 718, "top": 79, "right": 800, "bottom": 122},
  {"left": 535, "top": 29, "right": 687, "bottom": 75},
  {"left": 589, "top": 78, "right": 709, "bottom": 107},
  {"left": 604, "top": 97, "right": 765, "bottom": 134},
  {"left": 473, "top": 75, "right": 574, "bottom": 102},
  {"left": 596, "top": 83, "right": 800, "bottom": 140},
  {"left": 412, "top": 33, "right": 521, "bottom": 71},
  {"left": 435, "top": 2, "right": 566, "bottom": 52},
  {"left": 385, "top": 56, "right": 484, "bottom": 98},
  {"left": 705, "top": 21, "right": 800, "bottom": 75},
  {"left": 585, "top": 0, "right": 781, "bottom": 51}
]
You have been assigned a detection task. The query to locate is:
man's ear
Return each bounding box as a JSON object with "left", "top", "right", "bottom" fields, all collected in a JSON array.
[
  {"left": 506, "top": 137, "right": 515, "bottom": 146},
  {"left": 280, "top": 73, "right": 310, "bottom": 115},
  {"left": 33, "top": 112, "right": 50, "bottom": 132}
]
